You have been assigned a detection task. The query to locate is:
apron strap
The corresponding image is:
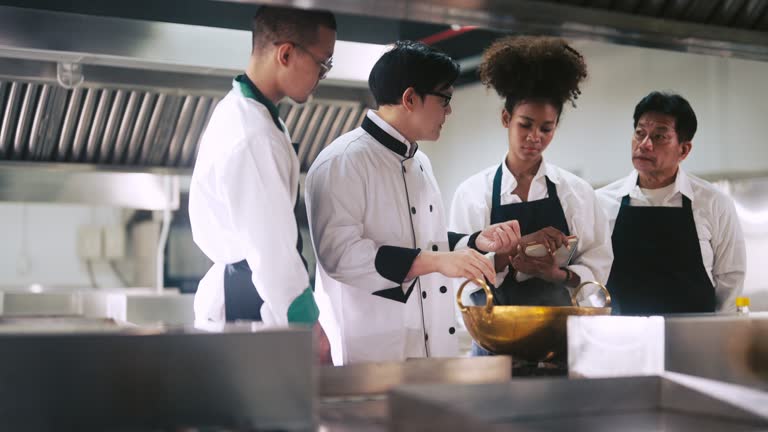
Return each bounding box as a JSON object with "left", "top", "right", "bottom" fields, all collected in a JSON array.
[
  {"left": 544, "top": 176, "right": 558, "bottom": 200},
  {"left": 491, "top": 164, "right": 503, "bottom": 210},
  {"left": 682, "top": 195, "right": 693, "bottom": 211},
  {"left": 620, "top": 194, "right": 631, "bottom": 207}
]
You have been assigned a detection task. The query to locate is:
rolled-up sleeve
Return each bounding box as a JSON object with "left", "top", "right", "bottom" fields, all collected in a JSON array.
[
  {"left": 306, "top": 155, "right": 418, "bottom": 293},
  {"left": 565, "top": 183, "right": 614, "bottom": 305},
  {"left": 711, "top": 196, "right": 746, "bottom": 312},
  {"left": 219, "top": 139, "right": 311, "bottom": 325}
]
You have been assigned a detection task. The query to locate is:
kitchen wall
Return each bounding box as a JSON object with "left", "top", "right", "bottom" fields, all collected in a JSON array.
[
  {"left": 422, "top": 39, "right": 768, "bottom": 199},
  {"left": 0, "top": 203, "right": 128, "bottom": 289},
  {"left": 421, "top": 39, "right": 768, "bottom": 310}
]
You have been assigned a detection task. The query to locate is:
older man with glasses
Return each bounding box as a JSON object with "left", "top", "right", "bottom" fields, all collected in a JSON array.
[{"left": 597, "top": 91, "right": 746, "bottom": 315}]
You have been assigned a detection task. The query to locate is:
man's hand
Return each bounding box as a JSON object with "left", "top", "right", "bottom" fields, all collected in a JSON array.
[
  {"left": 313, "top": 322, "right": 332, "bottom": 365},
  {"left": 406, "top": 249, "right": 496, "bottom": 284},
  {"left": 430, "top": 249, "right": 497, "bottom": 285},
  {"left": 520, "top": 227, "right": 568, "bottom": 255},
  {"left": 475, "top": 220, "right": 522, "bottom": 255},
  {"left": 435, "top": 249, "right": 497, "bottom": 285}
]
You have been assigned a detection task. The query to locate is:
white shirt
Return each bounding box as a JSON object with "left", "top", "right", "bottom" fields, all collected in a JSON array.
[
  {"left": 306, "top": 110, "right": 459, "bottom": 364},
  {"left": 640, "top": 183, "right": 675, "bottom": 206},
  {"left": 449, "top": 158, "right": 614, "bottom": 304},
  {"left": 189, "top": 80, "right": 308, "bottom": 326},
  {"left": 597, "top": 169, "right": 746, "bottom": 312}
]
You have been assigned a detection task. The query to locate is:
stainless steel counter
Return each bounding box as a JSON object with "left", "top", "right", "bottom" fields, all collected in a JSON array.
[
  {"left": 0, "top": 322, "right": 314, "bottom": 431},
  {"left": 317, "top": 356, "right": 512, "bottom": 431},
  {"left": 389, "top": 373, "right": 768, "bottom": 431}
]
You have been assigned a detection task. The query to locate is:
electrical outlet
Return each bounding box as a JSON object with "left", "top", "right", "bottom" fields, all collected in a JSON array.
[
  {"left": 77, "top": 226, "right": 103, "bottom": 259},
  {"left": 103, "top": 225, "right": 126, "bottom": 260}
]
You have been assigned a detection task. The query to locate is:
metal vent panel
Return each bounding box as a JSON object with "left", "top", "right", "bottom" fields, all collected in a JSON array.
[
  {"left": 277, "top": 99, "right": 366, "bottom": 171},
  {"left": 0, "top": 81, "right": 219, "bottom": 168},
  {"left": 0, "top": 79, "right": 369, "bottom": 171}
]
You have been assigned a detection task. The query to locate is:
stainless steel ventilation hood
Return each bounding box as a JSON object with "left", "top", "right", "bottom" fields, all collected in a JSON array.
[
  {"left": 0, "top": 6, "right": 372, "bottom": 172},
  {"left": 0, "top": 6, "right": 372, "bottom": 208},
  {"left": 218, "top": 0, "right": 768, "bottom": 62}
]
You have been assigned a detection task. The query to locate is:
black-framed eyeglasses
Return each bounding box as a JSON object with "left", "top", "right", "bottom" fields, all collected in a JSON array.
[
  {"left": 273, "top": 41, "right": 333, "bottom": 79},
  {"left": 425, "top": 91, "right": 452, "bottom": 108}
]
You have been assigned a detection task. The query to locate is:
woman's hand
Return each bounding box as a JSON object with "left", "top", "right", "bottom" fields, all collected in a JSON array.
[
  {"left": 520, "top": 227, "right": 568, "bottom": 255},
  {"left": 510, "top": 245, "right": 566, "bottom": 283}
]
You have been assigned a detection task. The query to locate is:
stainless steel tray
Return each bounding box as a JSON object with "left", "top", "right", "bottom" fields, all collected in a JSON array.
[
  {"left": 0, "top": 315, "right": 132, "bottom": 333},
  {"left": 390, "top": 373, "right": 768, "bottom": 431}
]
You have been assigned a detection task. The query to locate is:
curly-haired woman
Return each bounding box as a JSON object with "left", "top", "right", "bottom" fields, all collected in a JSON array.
[{"left": 449, "top": 37, "right": 613, "bottom": 355}]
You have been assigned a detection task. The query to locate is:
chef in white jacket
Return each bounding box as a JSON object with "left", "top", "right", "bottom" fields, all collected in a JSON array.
[
  {"left": 189, "top": 6, "right": 336, "bottom": 359},
  {"left": 306, "top": 41, "right": 521, "bottom": 365}
]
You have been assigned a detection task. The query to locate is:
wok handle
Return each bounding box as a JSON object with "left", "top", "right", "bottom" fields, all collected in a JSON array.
[
  {"left": 571, "top": 280, "right": 612, "bottom": 307},
  {"left": 457, "top": 279, "right": 494, "bottom": 313}
]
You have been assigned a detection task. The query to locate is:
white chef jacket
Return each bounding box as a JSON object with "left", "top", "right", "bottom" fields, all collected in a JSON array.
[
  {"left": 597, "top": 169, "right": 746, "bottom": 312},
  {"left": 306, "top": 110, "right": 461, "bottom": 365},
  {"left": 189, "top": 79, "right": 309, "bottom": 326},
  {"left": 449, "top": 158, "right": 614, "bottom": 304}
]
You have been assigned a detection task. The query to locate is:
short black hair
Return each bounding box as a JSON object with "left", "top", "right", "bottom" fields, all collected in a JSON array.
[
  {"left": 368, "top": 40, "right": 460, "bottom": 106},
  {"left": 251, "top": 6, "right": 336, "bottom": 52},
  {"left": 633, "top": 91, "right": 697, "bottom": 142}
]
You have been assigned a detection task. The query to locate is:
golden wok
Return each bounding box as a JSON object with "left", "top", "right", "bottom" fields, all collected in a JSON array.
[{"left": 457, "top": 279, "right": 612, "bottom": 361}]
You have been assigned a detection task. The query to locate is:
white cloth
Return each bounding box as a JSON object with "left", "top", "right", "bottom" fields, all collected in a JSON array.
[
  {"left": 189, "top": 81, "right": 308, "bottom": 326},
  {"left": 597, "top": 169, "right": 746, "bottom": 312},
  {"left": 449, "top": 158, "right": 614, "bottom": 304},
  {"left": 567, "top": 315, "right": 665, "bottom": 378},
  {"left": 306, "top": 110, "right": 459, "bottom": 365}
]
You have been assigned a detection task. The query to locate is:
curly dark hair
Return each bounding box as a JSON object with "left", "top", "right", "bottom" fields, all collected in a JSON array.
[{"left": 478, "top": 36, "right": 587, "bottom": 116}]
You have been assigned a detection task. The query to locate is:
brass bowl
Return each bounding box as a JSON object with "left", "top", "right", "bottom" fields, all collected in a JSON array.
[{"left": 457, "top": 279, "right": 612, "bottom": 361}]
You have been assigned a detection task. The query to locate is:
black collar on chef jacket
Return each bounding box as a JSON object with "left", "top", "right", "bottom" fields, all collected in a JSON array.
[{"left": 361, "top": 116, "right": 418, "bottom": 158}]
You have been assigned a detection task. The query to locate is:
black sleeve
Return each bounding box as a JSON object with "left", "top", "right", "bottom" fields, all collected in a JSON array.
[
  {"left": 374, "top": 245, "right": 421, "bottom": 284},
  {"left": 466, "top": 231, "right": 485, "bottom": 253},
  {"left": 448, "top": 231, "right": 486, "bottom": 252},
  {"left": 447, "top": 232, "right": 466, "bottom": 251}
]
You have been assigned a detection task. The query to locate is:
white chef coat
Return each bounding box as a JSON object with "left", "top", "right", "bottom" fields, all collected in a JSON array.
[
  {"left": 189, "top": 78, "right": 309, "bottom": 326},
  {"left": 597, "top": 169, "right": 746, "bottom": 312},
  {"left": 449, "top": 158, "right": 614, "bottom": 304},
  {"left": 306, "top": 110, "right": 460, "bottom": 365}
]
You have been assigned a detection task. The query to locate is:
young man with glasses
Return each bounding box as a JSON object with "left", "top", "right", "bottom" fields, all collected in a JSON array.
[
  {"left": 305, "top": 41, "right": 521, "bottom": 365},
  {"left": 598, "top": 91, "right": 746, "bottom": 315},
  {"left": 189, "top": 6, "right": 335, "bottom": 363}
]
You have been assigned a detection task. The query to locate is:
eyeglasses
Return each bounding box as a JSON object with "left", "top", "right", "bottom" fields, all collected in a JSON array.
[
  {"left": 274, "top": 41, "right": 333, "bottom": 79},
  {"left": 425, "top": 91, "right": 452, "bottom": 108},
  {"left": 633, "top": 128, "right": 674, "bottom": 146}
]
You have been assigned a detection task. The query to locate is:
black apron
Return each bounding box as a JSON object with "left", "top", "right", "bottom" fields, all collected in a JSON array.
[
  {"left": 606, "top": 194, "right": 715, "bottom": 315},
  {"left": 472, "top": 165, "right": 572, "bottom": 307},
  {"left": 224, "top": 191, "right": 308, "bottom": 321}
]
